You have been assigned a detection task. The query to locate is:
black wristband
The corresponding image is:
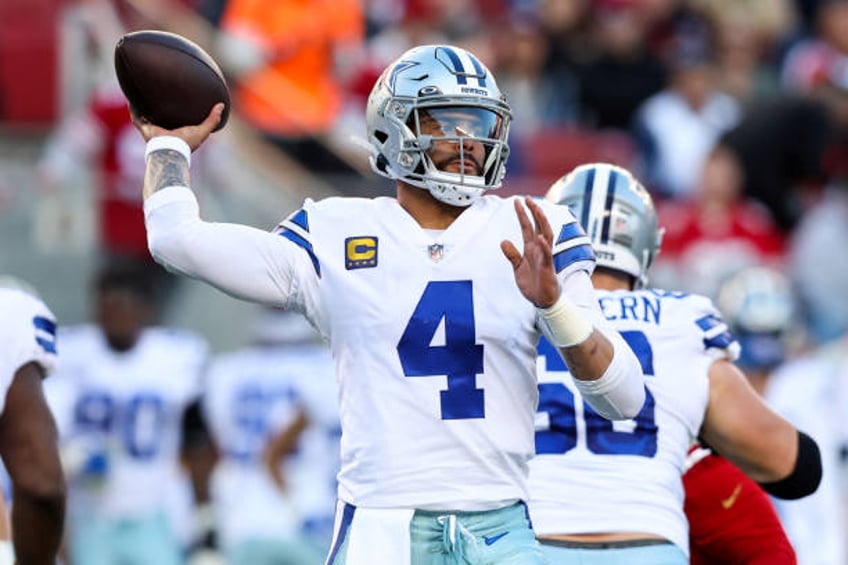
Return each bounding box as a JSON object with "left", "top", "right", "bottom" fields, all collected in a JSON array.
[{"left": 759, "top": 430, "right": 822, "bottom": 500}]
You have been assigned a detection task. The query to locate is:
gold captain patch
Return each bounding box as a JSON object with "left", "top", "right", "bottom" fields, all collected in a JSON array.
[{"left": 345, "top": 236, "right": 378, "bottom": 270}]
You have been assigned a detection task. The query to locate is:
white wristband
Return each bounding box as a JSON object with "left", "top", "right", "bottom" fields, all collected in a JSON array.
[
  {"left": 538, "top": 293, "right": 594, "bottom": 348},
  {"left": 0, "top": 540, "right": 13, "bottom": 565},
  {"left": 145, "top": 136, "right": 191, "bottom": 167}
]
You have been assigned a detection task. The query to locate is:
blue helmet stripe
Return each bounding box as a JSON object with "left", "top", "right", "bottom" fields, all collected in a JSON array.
[
  {"left": 467, "top": 54, "right": 488, "bottom": 88},
  {"left": 440, "top": 47, "right": 467, "bottom": 85},
  {"left": 600, "top": 168, "right": 618, "bottom": 244},
  {"left": 580, "top": 168, "right": 595, "bottom": 232}
]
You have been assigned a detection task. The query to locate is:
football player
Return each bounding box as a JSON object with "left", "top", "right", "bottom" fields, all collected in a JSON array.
[
  {"left": 45, "top": 261, "right": 208, "bottom": 565},
  {"left": 203, "top": 308, "right": 338, "bottom": 564},
  {"left": 0, "top": 279, "right": 66, "bottom": 564},
  {"left": 528, "top": 163, "right": 821, "bottom": 564},
  {"left": 133, "top": 44, "right": 645, "bottom": 563}
]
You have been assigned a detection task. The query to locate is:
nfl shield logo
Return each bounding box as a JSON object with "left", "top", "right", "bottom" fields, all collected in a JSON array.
[{"left": 428, "top": 244, "right": 445, "bottom": 262}]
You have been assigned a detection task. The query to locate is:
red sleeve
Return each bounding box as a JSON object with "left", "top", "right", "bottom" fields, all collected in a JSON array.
[{"left": 684, "top": 452, "right": 796, "bottom": 565}]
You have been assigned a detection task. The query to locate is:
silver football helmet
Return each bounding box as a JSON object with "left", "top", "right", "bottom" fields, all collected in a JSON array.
[
  {"left": 545, "top": 163, "right": 663, "bottom": 287},
  {"left": 365, "top": 45, "right": 512, "bottom": 207},
  {"left": 717, "top": 267, "right": 795, "bottom": 335}
]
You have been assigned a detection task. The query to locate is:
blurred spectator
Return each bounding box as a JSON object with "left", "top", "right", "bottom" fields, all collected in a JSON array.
[
  {"left": 693, "top": 0, "right": 794, "bottom": 103},
  {"left": 215, "top": 0, "right": 365, "bottom": 179},
  {"left": 574, "top": 0, "right": 667, "bottom": 129},
  {"left": 38, "top": 0, "right": 223, "bottom": 313},
  {"left": 633, "top": 17, "right": 742, "bottom": 199},
  {"left": 45, "top": 260, "right": 209, "bottom": 565},
  {"left": 721, "top": 94, "right": 835, "bottom": 232},
  {"left": 494, "top": 16, "right": 578, "bottom": 139},
  {"left": 204, "top": 309, "right": 338, "bottom": 564},
  {"left": 652, "top": 144, "right": 785, "bottom": 299},
  {"left": 788, "top": 178, "right": 848, "bottom": 344}
]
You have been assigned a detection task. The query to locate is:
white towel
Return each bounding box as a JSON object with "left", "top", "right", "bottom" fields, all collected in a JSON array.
[{"left": 345, "top": 506, "right": 415, "bottom": 565}]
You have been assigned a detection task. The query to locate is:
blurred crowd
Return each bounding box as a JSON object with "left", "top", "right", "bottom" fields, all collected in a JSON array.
[{"left": 2, "top": 0, "right": 848, "bottom": 563}]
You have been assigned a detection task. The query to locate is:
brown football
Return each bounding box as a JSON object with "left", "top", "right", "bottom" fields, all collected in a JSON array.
[{"left": 114, "top": 30, "right": 230, "bottom": 131}]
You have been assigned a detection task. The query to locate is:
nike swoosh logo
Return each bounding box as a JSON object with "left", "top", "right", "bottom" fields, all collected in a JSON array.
[
  {"left": 484, "top": 532, "right": 509, "bottom": 546},
  {"left": 722, "top": 483, "right": 743, "bottom": 509}
]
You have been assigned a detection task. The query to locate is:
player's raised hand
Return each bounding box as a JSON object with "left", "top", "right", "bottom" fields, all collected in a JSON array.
[
  {"left": 131, "top": 103, "right": 225, "bottom": 151},
  {"left": 501, "top": 196, "right": 561, "bottom": 309}
]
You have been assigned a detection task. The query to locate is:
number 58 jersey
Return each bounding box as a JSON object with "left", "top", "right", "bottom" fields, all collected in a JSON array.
[
  {"left": 528, "top": 288, "right": 740, "bottom": 555},
  {"left": 274, "top": 195, "right": 599, "bottom": 511}
]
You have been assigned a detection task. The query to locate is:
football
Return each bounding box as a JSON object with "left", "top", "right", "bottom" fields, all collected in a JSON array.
[{"left": 114, "top": 30, "right": 230, "bottom": 131}]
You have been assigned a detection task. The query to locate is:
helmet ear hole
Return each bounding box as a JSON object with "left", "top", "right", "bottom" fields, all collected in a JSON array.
[{"left": 376, "top": 154, "right": 390, "bottom": 173}]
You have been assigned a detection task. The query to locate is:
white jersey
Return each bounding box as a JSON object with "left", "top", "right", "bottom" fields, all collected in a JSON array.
[
  {"left": 204, "top": 342, "right": 339, "bottom": 549},
  {"left": 0, "top": 288, "right": 58, "bottom": 414},
  {"left": 146, "top": 188, "right": 622, "bottom": 510},
  {"left": 765, "top": 346, "right": 847, "bottom": 565},
  {"left": 529, "top": 289, "right": 739, "bottom": 554},
  {"left": 45, "top": 324, "right": 207, "bottom": 519}
]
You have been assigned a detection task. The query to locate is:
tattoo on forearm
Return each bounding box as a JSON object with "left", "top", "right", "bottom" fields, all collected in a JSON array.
[
  {"left": 143, "top": 150, "right": 190, "bottom": 199},
  {"left": 561, "top": 331, "right": 602, "bottom": 379}
]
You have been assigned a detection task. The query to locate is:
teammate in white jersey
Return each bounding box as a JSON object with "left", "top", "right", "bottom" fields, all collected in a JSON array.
[
  {"left": 204, "top": 308, "right": 338, "bottom": 564},
  {"left": 132, "top": 44, "right": 645, "bottom": 564},
  {"left": 45, "top": 262, "right": 208, "bottom": 565},
  {"left": 0, "top": 280, "right": 66, "bottom": 564},
  {"left": 528, "top": 163, "right": 822, "bottom": 564}
]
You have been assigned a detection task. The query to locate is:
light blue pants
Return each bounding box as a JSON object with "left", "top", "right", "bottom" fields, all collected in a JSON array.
[
  {"left": 70, "top": 511, "right": 182, "bottom": 565},
  {"left": 328, "top": 501, "right": 546, "bottom": 564},
  {"left": 539, "top": 539, "right": 687, "bottom": 565}
]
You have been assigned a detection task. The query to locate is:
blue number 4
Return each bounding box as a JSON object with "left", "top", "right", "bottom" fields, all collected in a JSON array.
[{"left": 397, "top": 281, "right": 485, "bottom": 420}]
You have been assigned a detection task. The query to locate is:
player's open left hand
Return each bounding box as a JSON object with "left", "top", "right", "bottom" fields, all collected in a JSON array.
[
  {"left": 131, "top": 103, "right": 225, "bottom": 151},
  {"left": 501, "top": 196, "right": 561, "bottom": 309}
]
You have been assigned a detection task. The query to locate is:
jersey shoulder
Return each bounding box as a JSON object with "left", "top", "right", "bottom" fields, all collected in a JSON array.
[
  {"left": 639, "top": 289, "right": 740, "bottom": 360},
  {"left": 498, "top": 196, "right": 595, "bottom": 277},
  {"left": 0, "top": 288, "right": 59, "bottom": 378}
]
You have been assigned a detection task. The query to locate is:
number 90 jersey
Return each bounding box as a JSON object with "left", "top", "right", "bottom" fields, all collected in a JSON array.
[
  {"left": 0, "top": 288, "right": 58, "bottom": 415},
  {"left": 529, "top": 289, "right": 739, "bottom": 555},
  {"left": 46, "top": 324, "right": 208, "bottom": 518},
  {"left": 274, "top": 194, "right": 597, "bottom": 510}
]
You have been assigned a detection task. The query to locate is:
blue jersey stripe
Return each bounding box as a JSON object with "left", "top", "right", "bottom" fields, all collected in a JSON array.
[
  {"left": 703, "top": 332, "right": 737, "bottom": 350},
  {"left": 279, "top": 229, "right": 321, "bottom": 277},
  {"left": 33, "top": 315, "right": 57, "bottom": 354},
  {"left": 288, "top": 209, "right": 310, "bottom": 232},
  {"left": 695, "top": 314, "right": 723, "bottom": 331},
  {"left": 553, "top": 244, "right": 595, "bottom": 273},
  {"left": 556, "top": 222, "right": 586, "bottom": 245}
]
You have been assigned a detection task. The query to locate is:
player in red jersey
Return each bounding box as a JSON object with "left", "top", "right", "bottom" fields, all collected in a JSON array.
[{"left": 684, "top": 443, "right": 796, "bottom": 565}]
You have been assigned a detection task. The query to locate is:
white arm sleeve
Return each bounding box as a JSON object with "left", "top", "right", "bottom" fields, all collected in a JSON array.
[
  {"left": 144, "top": 186, "right": 301, "bottom": 306},
  {"left": 552, "top": 273, "right": 646, "bottom": 421}
]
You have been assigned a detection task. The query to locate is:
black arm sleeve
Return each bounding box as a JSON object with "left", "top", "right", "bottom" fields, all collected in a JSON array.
[{"left": 758, "top": 430, "right": 822, "bottom": 500}]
